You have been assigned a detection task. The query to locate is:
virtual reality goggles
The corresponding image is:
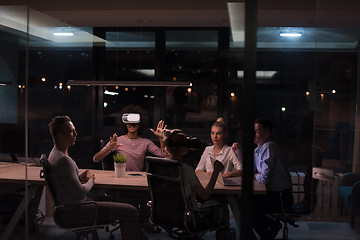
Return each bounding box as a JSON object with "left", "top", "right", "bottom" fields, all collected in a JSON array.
[{"left": 122, "top": 113, "right": 140, "bottom": 124}]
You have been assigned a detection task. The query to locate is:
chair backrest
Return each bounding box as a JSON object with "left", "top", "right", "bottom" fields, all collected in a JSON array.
[
  {"left": 39, "top": 154, "right": 60, "bottom": 206},
  {"left": 99, "top": 139, "right": 115, "bottom": 170},
  {"left": 292, "top": 166, "right": 320, "bottom": 214},
  {"left": 102, "top": 153, "right": 115, "bottom": 170},
  {"left": 312, "top": 167, "right": 336, "bottom": 214},
  {"left": 146, "top": 156, "right": 190, "bottom": 232},
  {"left": 339, "top": 173, "right": 360, "bottom": 186}
]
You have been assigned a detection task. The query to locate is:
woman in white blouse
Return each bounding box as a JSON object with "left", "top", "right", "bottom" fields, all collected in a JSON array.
[{"left": 195, "top": 118, "right": 242, "bottom": 178}]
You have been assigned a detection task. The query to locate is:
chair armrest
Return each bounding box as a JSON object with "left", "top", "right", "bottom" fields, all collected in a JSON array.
[{"left": 353, "top": 180, "right": 360, "bottom": 189}]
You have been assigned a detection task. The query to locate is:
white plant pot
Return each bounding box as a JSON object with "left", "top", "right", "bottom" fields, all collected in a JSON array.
[{"left": 114, "top": 162, "right": 126, "bottom": 178}]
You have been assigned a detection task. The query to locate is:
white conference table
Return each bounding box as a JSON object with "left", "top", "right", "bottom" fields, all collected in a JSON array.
[{"left": 0, "top": 161, "right": 266, "bottom": 239}]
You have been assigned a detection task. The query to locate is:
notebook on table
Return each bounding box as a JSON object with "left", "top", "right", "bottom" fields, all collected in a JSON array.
[{"left": 217, "top": 174, "right": 242, "bottom": 186}]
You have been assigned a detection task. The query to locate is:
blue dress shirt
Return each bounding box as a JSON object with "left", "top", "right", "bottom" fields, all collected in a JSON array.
[{"left": 254, "top": 140, "right": 292, "bottom": 192}]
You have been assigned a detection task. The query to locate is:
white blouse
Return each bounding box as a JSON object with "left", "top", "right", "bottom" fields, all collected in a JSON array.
[{"left": 195, "top": 145, "right": 242, "bottom": 173}]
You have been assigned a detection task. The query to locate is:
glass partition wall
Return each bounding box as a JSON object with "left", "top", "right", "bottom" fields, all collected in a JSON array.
[{"left": 1, "top": 0, "right": 360, "bottom": 239}]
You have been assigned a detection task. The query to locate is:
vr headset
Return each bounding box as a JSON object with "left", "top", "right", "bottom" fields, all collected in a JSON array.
[{"left": 122, "top": 113, "right": 140, "bottom": 124}]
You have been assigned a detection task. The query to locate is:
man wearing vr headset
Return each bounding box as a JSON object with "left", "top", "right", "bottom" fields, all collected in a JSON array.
[{"left": 93, "top": 105, "right": 165, "bottom": 171}]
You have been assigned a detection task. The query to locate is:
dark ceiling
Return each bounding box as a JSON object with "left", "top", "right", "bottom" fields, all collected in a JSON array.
[{"left": 2, "top": 0, "right": 360, "bottom": 28}]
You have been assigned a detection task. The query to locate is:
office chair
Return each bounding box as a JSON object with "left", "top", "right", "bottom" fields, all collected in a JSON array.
[
  {"left": 39, "top": 154, "right": 115, "bottom": 240},
  {"left": 268, "top": 147, "right": 326, "bottom": 240},
  {"left": 268, "top": 166, "right": 325, "bottom": 240},
  {"left": 146, "top": 156, "right": 226, "bottom": 239},
  {"left": 338, "top": 173, "right": 360, "bottom": 228}
]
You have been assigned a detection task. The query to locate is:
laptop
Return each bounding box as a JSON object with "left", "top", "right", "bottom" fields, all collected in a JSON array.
[{"left": 217, "top": 174, "right": 242, "bottom": 186}]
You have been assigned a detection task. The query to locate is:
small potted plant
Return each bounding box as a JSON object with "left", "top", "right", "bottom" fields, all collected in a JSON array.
[{"left": 113, "top": 153, "right": 127, "bottom": 177}]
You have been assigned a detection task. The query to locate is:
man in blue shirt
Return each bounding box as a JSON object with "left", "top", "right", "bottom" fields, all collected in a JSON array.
[{"left": 253, "top": 117, "right": 293, "bottom": 240}]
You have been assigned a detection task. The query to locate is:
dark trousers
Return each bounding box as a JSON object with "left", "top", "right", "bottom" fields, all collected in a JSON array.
[
  {"left": 253, "top": 189, "right": 293, "bottom": 240},
  {"left": 54, "top": 201, "right": 140, "bottom": 240}
]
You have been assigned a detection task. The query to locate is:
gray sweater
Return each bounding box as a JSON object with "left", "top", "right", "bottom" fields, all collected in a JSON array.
[{"left": 48, "top": 148, "right": 94, "bottom": 205}]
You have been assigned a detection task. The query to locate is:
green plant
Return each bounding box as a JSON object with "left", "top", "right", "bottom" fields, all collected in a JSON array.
[{"left": 113, "top": 153, "right": 127, "bottom": 163}]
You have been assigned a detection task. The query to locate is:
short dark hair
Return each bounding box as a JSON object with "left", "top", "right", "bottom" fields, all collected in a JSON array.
[
  {"left": 117, "top": 105, "right": 149, "bottom": 136},
  {"left": 48, "top": 116, "right": 71, "bottom": 140},
  {"left": 255, "top": 117, "right": 272, "bottom": 133}
]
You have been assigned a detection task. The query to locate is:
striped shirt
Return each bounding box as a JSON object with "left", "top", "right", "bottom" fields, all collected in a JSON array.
[{"left": 104, "top": 135, "right": 163, "bottom": 171}]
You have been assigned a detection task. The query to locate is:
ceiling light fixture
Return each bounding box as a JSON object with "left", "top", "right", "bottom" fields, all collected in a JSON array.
[
  {"left": 280, "top": 32, "right": 302, "bottom": 37},
  {"left": 53, "top": 32, "right": 74, "bottom": 36},
  {"left": 237, "top": 70, "right": 277, "bottom": 79},
  {"left": 104, "top": 90, "right": 119, "bottom": 96},
  {"left": 0, "top": 81, "right": 11, "bottom": 86},
  {"left": 67, "top": 80, "right": 192, "bottom": 87}
]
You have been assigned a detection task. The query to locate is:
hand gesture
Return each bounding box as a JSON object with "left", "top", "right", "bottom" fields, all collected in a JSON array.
[
  {"left": 79, "top": 170, "right": 95, "bottom": 183},
  {"left": 231, "top": 142, "right": 242, "bottom": 161},
  {"left": 150, "top": 120, "right": 167, "bottom": 138},
  {"left": 108, "top": 133, "right": 121, "bottom": 151},
  {"left": 87, "top": 170, "right": 96, "bottom": 182},
  {"left": 213, "top": 160, "right": 224, "bottom": 173},
  {"left": 232, "top": 142, "right": 241, "bottom": 151}
]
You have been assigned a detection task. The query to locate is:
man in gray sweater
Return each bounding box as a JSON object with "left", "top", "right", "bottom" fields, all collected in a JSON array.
[{"left": 47, "top": 115, "right": 140, "bottom": 240}]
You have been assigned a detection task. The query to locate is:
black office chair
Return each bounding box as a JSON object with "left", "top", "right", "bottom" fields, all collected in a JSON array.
[
  {"left": 146, "top": 156, "right": 226, "bottom": 239},
  {"left": 268, "top": 147, "right": 325, "bottom": 240},
  {"left": 39, "top": 154, "right": 116, "bottom": 240},
  {"left": 268, "top": 166, "right": 326, "bottom": 240}
]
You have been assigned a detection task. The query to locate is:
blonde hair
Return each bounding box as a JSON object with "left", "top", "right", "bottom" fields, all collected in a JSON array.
[{"left": 212, "top": 117, "right": 227, "bottom": 133}]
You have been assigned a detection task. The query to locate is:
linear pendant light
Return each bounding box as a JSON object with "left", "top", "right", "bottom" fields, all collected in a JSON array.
[{"left": 67, "top": 80, "right": 192, "bottom": 87}]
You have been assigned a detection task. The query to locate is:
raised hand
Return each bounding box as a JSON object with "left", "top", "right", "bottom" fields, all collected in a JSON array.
[
  {"left": 150, "top": 120, "right": 167, "bottom": 138},
  {"left": 108, "top": 133, "right": 121, "bottom": 151},
  {"left": 232, "top": 142, "right": 241, "bottom": 151}
]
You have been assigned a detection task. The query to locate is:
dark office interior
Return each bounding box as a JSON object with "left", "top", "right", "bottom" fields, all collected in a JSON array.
[{"left": 1, "top": 0, "right": 360, "bottom": 239}]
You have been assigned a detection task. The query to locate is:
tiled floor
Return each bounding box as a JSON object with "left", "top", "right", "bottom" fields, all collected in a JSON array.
[{"left": 4, "top": 216, "right": 360, "bottom": 240}]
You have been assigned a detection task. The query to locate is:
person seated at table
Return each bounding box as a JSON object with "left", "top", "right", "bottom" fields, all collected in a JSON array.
[
  {"left": 162, "top": 128, "right": 235, "bottom": 240},
  {"left": 195, "top": 117, "right": 242, "bottom": 178},
  {"left": 47, "top": 115, "right": 140, "bottom": 240},
  {"left": 93, "top": 105, "right": 165, "bottom": 171},
  {"left": 233, "top": 117, "right": 293, "bottom": 240}
]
